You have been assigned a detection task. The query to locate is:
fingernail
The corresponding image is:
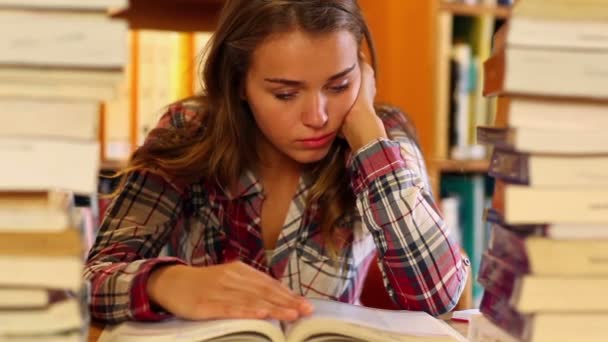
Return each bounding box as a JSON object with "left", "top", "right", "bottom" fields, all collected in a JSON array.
[
  {"left": 300, "top": 301, "right": 314, "bottom": 314},
  {"left": 256, "top": 308, "right": 269, "bottom": 317}
]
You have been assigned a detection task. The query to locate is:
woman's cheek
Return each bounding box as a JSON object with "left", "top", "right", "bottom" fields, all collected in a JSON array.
[{"left": 333, "top": 89, "right": 358, "bottom": 121}]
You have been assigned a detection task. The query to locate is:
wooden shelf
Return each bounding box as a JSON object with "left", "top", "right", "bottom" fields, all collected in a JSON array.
[
  {"left": 433, "top": 159, "right": 490, "bottom": 173},
  {"left": 100, "top": 159, "right": 128, "bottom": 171},
  {"left": 439, "top": 2, "right": 510, "bottom": 19},
  {"left": 111, "top": 0, "right": 224, "bottom": 31}
]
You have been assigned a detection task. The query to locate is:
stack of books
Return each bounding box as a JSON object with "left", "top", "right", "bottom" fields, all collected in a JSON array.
[
  {"left": 0, "top": 1, "right": 127, "bottom": 340},
  {"left": 469, "top": 0, "right": 608, "bottom": 341}
]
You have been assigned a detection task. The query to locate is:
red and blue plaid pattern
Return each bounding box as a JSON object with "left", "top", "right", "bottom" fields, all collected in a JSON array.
[{"left": 85, "top": 104, "right": 468, "bottom": 323}]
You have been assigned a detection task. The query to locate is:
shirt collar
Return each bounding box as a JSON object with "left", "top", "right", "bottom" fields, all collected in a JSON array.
[
  {"left": 225, "top": 169, "right": 263, "bottom": 200},
  {"left": 224, "top": 168, "right": 314, "bottom": 200}
]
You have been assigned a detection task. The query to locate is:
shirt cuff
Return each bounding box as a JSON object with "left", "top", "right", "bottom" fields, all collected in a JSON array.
[
  {"left": 348, "top": 138, "right": 406, "bottom": 194},
  {"left": 129, "top": 257, "right": 186, "bottom": 321}
]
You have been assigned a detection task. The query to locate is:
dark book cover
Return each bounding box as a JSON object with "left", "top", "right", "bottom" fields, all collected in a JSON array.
[
  {"left": 480, "top": 290, "right": 530, "bottom": 341},
  {"left": 488, "top": 148, "right": 530, "bottom": 185},
  {"left": 477, "top": 251, "right": 521, "bottom": 301},
  {"left": 489, "top": 222, "right": 532, "bottom": 273}
]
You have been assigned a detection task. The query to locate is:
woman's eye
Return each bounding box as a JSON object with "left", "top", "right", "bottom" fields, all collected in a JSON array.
[
  {"left": 328, "top": 83, "right": 350, "bottom": 93},
  {"left": 274, "top": 93, "right": 297, "bottom": 101}
]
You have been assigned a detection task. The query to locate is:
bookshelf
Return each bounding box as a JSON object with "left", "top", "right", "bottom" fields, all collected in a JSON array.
[
  {"left": 432, "top": 0, "right": 510, "bottom": 306},
  {"left": 110, "top": 0, "right": 223, "bottom": 31}
]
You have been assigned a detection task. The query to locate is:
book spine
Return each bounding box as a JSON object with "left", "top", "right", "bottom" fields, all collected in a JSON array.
[
  {"left": 479, "top": 290, "right": 530, "bottom": 341},
  {"left": 0, "top": 11, "right": 127, "bottom": 69},
  {"left": 482, "top": 47, "right": 506, "bottom": 97},
  {"left": 0, "top": 230, "right": 83, "bottom": 257},
  {"left": 492, "top": 96, "right": 511, "bottom": 127},
  {"left": 477, "top": 251, "right": 520, "bottom": 301},
  {"left": 488, "top": 223, "right": 531, "bottom": 273},
  {"left": 476, "top": 126, "right": 514, "bottom": 150},
  {"left": 492, "top": 22, "right": 509, "bottom": 52},
  {"left": 488, "top": 148, "right": 529, "bottom": 185}
]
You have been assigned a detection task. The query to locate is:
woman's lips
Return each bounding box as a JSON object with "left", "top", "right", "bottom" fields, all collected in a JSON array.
[{"left": 298, "top": 133, "right": 336, "bottom": 149}]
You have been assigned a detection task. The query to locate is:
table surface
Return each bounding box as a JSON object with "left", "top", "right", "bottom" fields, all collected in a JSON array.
[{"left": 87, "top": 318, "right": 469, "bottom": 341}]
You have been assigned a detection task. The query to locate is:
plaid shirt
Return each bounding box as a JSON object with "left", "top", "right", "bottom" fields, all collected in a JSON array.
[{"left": 85, "top": 103, "right": 468, "bottom": 323}]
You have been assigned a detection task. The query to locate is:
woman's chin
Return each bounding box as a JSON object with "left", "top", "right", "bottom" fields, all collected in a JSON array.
[{"left": 289, "top": 147, "right": 333, "bottom": 164}]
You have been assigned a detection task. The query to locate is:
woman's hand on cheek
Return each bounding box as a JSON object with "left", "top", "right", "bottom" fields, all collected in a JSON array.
[{"left": 340, "top": 62, "right": 387, "bottom": 152}]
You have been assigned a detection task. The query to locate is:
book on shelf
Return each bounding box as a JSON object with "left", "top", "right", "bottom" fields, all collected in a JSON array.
[
  {"left": 478, "top": 250, "right": 608, "bottom": 313},
  {"left": 488, "top": 148, "right": 608, "bottom": 187},
  {"left": 0, "top": 81, "right": 121, "bottom": 101},
  {"left": 493, "top": 16, "right": 608, "bottom": 50},
  {"left": 0, "top": 98, "right": 100, "bottom": 141},
  {"left": 477, "top": 290, "right": 608, "bottom": 342},
  {"left": 0, "top": 191, "right": 79, "bottom": 232},
  {"left": 0, "top": 230, "right": 83, "bottom": 257},
  {"left": 0, "top": 67, "right": 124, "bottom": 87},
  {"left": 0, "top": 10, "right": 128, "bottom": 69},
  {"left": 489, "top": 221, "right": 608, "bottom": 276},
  {"left": 0, "top": 288, "right": 72, "bottom": 310},
  {"left": 483, "top": 45, "right": 608, "bottom": 100},
  {"left": 0, "top": 0, "right": 127, "bottom": 10},
  {"left": 491, "top": 179, "right": 608, "bottom": 224},
  {"left": 476, "top": 125, "right": 608, "bottom": 154},
  {"left": 493, "top": 96, "right": 608, "bottom": 132},
  {"left": 486, "top": 207, "right": 608, "bottom": 239},
  {"left": 469, "top": 307, "right": 608, "bottom": 342},
  {"left": 0, "top": 138, "right": 100, "bottom": 194},
  {"left": 0, "top": 287, "right": 89, "bottom": 338},
  {"left": 0, "top": 297, "right": 85, "bottom": 336},
  {"left": 510, "top": 0, "right": 608, "bottom": 21},
  {"left": 100, "top": 299, "right": 466, "bottom": 342},
  {"left": 0, "top": 254, "right": 83, "bottom": 291}
]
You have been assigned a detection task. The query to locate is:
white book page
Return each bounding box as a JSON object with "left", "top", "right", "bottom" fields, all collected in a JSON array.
[
  {"left": 99, "top": 318, "right": 283, "bottom": 342},
  {"left": 285, "top": 299, "right": 466, "bottom": 341}
]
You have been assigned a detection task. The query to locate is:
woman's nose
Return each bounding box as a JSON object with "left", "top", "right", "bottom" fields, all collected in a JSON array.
[{"left": 301, "top": 94, "right": 328, "bottom": 129}]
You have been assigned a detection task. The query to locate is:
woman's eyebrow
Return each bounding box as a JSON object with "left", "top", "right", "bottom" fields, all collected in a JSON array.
[{"left": 263, "top": 63, "right": 357, "bottom": 86}]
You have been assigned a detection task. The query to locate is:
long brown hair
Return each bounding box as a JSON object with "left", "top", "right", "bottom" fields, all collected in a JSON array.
[{"left": 113, "top": 0, "right": 379, "bottom": 250}]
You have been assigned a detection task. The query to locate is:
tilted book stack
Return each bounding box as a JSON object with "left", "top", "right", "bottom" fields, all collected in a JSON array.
[
  {"left": 468, "top": 0, "right": 608, "bottom": 341},
  {"left": 0, "top": 0, "right": 127, "bottom": 340}
]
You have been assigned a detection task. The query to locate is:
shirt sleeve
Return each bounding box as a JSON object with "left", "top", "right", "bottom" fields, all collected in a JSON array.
[
  {"left": 84, "top": 170, "right": 188, "bottom": 323},
  {"left": 348, "top": 111, "right": 469, "bottom": 316},
  {"left": 84, "top": 104, "right": 200, "bottom": 323}
]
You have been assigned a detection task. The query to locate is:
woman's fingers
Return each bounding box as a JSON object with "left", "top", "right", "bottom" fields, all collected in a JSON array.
[
  {"left": 191, "top": 300, "right": 269, "bottom": 320},
  {"left": 227, "top": 262, "right": 311, "bottom": 314},
  {"left": 214, "top": 290, "right": 301, "bottom": 321}
]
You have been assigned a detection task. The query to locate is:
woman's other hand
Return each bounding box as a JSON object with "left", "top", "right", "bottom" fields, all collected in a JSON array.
[
  {"left": 340, "top": 62, "right": 387, "bottom": 152},
  {"left": 146, "top": 261, "right": 313, "bottom": 321}
]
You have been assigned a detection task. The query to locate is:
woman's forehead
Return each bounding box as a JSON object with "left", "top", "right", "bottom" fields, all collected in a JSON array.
[{"left": 249, "top": 29, "right": 358, "bottom": 80}]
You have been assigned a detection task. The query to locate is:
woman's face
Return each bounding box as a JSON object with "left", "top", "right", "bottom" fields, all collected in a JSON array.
[{"left": 245, "top": 29, "right": 361, "bottom": 165}]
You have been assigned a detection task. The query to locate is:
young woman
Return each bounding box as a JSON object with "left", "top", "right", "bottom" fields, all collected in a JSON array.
[{"left": 85, "top": 0, "right": 468, "bottom": 324}]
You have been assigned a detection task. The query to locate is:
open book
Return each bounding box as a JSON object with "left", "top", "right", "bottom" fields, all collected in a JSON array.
[{"left": 99, "top": 299, "right": 466, "bottom": 342}]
